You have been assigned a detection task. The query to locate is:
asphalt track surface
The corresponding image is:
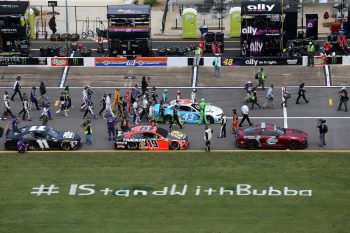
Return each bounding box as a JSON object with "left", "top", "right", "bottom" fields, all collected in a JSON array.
[{"left": 1, "top": 87, "right": 349, "bottom": 151}]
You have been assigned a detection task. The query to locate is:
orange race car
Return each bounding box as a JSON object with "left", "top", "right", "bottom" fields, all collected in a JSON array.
[{"left": 114, "top": 125, "right": 189, "bottom": 150}]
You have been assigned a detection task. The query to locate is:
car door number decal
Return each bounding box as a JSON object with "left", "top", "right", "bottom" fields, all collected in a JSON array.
[
  {"left": 266, "top": 136, "right": 278, "bottom": 145},
  {"left": 148, "top": 140, "right": 158, "bottom": 148},
  {"left": 182, "top": 113, "right": 195, "bottom": 121},
  {"left": 36, "top": 139, "right": 49, "bottom": 149}
]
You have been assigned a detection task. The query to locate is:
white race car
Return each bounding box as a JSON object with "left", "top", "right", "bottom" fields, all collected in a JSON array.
[{"left": 154, "top": 99, "right": 224, "bottom": 124}]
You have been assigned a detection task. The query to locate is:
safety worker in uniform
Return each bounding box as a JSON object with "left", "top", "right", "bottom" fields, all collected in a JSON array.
[
  {"left": 250, "top": 88, "right": 261, "bottom": 109},
  {"left": 198, "top": 99, "right": 208, "bottom": 124},
  {"left": 307, "top": 42, "right": 315, "bottom": 67},
  {"left": 113, "top": 88, "right": 121, "bottom": 115},
  {"left": 256, "top": 68, "right": 266, "bottom": 90},
  {"left": 337, "top": 87, "right": 348, "bottom": 112},
  {"left": 193, "top": 46, "right": 203, "bottom": 67}
]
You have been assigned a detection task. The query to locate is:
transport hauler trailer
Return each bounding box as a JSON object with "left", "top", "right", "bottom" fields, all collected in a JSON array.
[{"left": 107, "top": 5, "right": 152, "bottom": 57}]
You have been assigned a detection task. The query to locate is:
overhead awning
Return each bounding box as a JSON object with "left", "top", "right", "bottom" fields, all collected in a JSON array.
[
  {"left": 107, "top": 5, "right": 150, "bottom": 19},
  {"left": 0, "top": 1, "right": 29, "bottom": 16}
]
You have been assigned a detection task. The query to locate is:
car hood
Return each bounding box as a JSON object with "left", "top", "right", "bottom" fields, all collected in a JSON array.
[
  {"left": 168, "top": 131, "right": 187, "bottom": 140},
  {"left": 285, "top": 128, "right": 308, "bottom": 137},
  {"left": 58, "top": 131, "right": 80, "bottom": 141},
  {"left": 205, "top": 105, "right": 223, "bottom": 115}
]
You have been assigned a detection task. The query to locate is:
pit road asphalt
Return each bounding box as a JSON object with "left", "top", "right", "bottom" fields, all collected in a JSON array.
[{"left": 1, "top": 87, "right": 349, "bottom": 151}]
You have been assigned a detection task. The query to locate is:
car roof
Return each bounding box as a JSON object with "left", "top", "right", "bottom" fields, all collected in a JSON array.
[
  {"left": 131, "top": 126, "right": 157, "bottom": 133},
  {"left": 170, "top": 99, "right": 193, "bottom": 106},
  {"left": 22, "top": 126, "right": 50, "bottom": 133}
]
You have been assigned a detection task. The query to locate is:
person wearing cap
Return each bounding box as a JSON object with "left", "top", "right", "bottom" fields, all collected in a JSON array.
[
  {"left": 204, "top": 125, "right": 213, "bottom": 152},
  {"left": 307, "top": 41, "right": 315, "bottom": 67},
  {"left": 30, "top": 87, "right": 40, "bottom": 110},
  {"left": 213, "top": 53, "right": 220, "bottom": 78},
  {"left": 198, "top": 99, "right": 208, "bottom": 124},
  {"left": 141, "top": 76, "right": 149, "bottom": 95},
  {"left": 191, "top": 89, "right": 197, "bottom": 103},
  {"left": 56, "top": 92, "right": 69, "bottom": 117},
  {"left": 296, "top": 82, "right": 309, "bottom": 104},
  {"left": 18, "top": 95, "right": 31, "bottom": 121},
  {"left": 11, "top": 76, "right": 23, "bottom": 101},
  {"left": 218, "top": 112, "right": 227, "bottom": 138},
  {"left": 99, "top": 93, "right": 107, "bottom": 118},
  {"left": 338, "top": 87, "right": 348, "bottom": 112},
  {"left": 106, "top": 93, "right": 115, "bottom": 118},
  {"left": 244, "top": 80, "right": 254, "bottom": 103}
]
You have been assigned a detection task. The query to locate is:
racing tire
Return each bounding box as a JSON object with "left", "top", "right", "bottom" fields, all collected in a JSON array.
[
  {"left": 81, "top": 32, "right": 87, "bottom": 39},
  {"left": 288, "top": 141, "right": 299, "bottom": 150},
  {"left": 206, "top": 116, "right": 214, "bottom": 124},
  {"left": 246, "top": 140, "right": 258, "bottom": 150},
  {"left": 128, "top": 142, "right": 138, "bottom": 150},
  {"left": 169, "top": 141, "right": 179, "bottom": 150},
  {"left": 164, "top": 115, "right": 172, "bottom": 124},
  {"left": 61, "top": 142, "right": 71, "bottom": 151}
]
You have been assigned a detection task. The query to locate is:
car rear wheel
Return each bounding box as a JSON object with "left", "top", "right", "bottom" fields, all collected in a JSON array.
[
  {"left": 169, "top": 141, "right": 179, "bottom": 150},
  {"left": 61, "top": 142, "right": 71, "bottom": 151},
  {"left": 288, "top": 141, "right": 299, "bottom": 150},
  {"left": 128, "top": 142, "right": 138, "bottom": 150},
  {"left": 246, "top": 140, "right": 258, "bottom": 150},
  {"left": 206, "top": 116, "right": 214, "bottom": 124}
]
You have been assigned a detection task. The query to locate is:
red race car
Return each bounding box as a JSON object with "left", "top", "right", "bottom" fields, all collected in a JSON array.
[
  {"left": 114, "top": 125, "right": 189, "bottom": 150},
  {"left": 236, "top": 123, "right": 308, "bottom": 150}
]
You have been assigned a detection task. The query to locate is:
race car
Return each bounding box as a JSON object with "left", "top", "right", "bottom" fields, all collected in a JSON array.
[
  {"left": 4, "top": 126, "right": 82, "bottom": 151},
  {"left": 114, "top": 125, "right": 189, "bottom": 150},
  {"left": 154, "top": 99, "right": 223, "bottom": 124},
  {"left": 236, "top": 123, "right": 308, "bottom": 150}
]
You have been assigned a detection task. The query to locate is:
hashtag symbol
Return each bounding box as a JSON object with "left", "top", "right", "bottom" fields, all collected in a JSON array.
[{"left": 31, "top": 184, "right": 60, "bottom": 196}]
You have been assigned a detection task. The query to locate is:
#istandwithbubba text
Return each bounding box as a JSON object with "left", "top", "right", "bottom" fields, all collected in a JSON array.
[{"left": 31, "top": 184, "right": 312, "bottom": 197}]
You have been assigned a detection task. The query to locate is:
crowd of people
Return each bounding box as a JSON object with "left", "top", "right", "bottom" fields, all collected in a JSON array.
[{"left": 2, "top": 70, "right": 346, "bottom": 150}]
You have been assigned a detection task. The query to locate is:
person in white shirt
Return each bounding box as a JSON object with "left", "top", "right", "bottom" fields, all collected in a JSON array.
[
  {"left": 80, "top": 86, "right": 89, "bottom": 110},
  {"left": 148, "top": 101, "right": 155, "bottom": 121},
  {"left": 204, "top": 125, "right": 213, "bottom": 151},
  {"left": 263, "top": 84, "right": 274, "bottom": 108},
  {"left": 132, "top": 99, "right": 139, "bottom": 125},
  {"left": 239, "top": 104, "right": 252, "bottom": 127},
  {"left": 139, "top": 95, "right": 149, "bottom": 120},
  {"left": 105, "top": 93, "right": 115, "bottom": 118},
  {"left": 41, "top": 106, "right": 49, "bottom": 126},
  {"left": 2, "top": 91, "right": 14, "bottom": 120}
]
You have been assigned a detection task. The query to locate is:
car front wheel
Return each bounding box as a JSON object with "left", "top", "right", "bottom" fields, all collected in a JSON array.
[
  {"left": 61, "top": 142, "right": 71, "bottom": 151},
  {"left": 169, "top": 141, "right": 179, "bottom": 150},
  {"left": 246, "top": 140, "right": 258, "bottom": 150},
  {"left": 288, "top": 141, "right": 299, "bottom": 150},
  {"left": 128, "top": 142, "right": 138, "bottom": 150}
]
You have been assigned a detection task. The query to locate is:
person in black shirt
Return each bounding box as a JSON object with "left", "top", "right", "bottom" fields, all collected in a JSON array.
[
  {"left": 11, "top": 76, "right": 23, "bottom": 101},
  {"left": 337, "top": 87, "right": 348, "bottom": 112},
  {"left": 218, "top": 113, "right": 227, "bottom": 138},
  {"left": 296, "top": 82, "right": 309, "bottom": 104},
  {"left": 317, "top": 119, "right": 328, "bottom": 147},
  {"left": 151, "top": 87, "right": 158, "bottom": 104},
  {"left": 169, "top": 105, "right": 183, "bottom": 130},
  {"left": 99, "top": 94, "right": 107, "bottom": 116},
  {"left": 141, "top": 76, "right": 148, "bottom": 95}
]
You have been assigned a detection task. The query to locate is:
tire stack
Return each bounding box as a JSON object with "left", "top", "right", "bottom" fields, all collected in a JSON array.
[
  {"left": 215, "top": 32, "right": 225, "bottom": 52},
  {"left": 204, "top": 32, "right": 215, "bottom": 53},
  {"left": 80, "top": 48, "right": 92, "bottom": 57}
]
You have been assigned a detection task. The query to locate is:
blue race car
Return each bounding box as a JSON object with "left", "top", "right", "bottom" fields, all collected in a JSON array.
[{"left": 154, "top": 99, "right": 224, "bottom": 124}]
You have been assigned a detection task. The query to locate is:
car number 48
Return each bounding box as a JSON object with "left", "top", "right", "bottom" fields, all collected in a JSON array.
[{"left": 36, "top": 139, "right": 50, "bottom": 149}]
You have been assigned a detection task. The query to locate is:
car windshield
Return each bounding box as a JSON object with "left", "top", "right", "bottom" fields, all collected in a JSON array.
[
  {"left": 156, "top": 127, "right": 168, "bottom": 138},
  {"left": 244, "top": 126, "right": 257, "bottom": 135},
  {"left": 48, "top": 128, "right": 59, "bottom": 138}
]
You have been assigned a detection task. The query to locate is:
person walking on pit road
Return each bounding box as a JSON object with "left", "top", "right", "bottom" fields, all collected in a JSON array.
[
  {"left": 263, "top": 84, "right": 274, "bottom": 109},
  {"left": 218, "top": 113, "right": 227, "bottom": 138},
  {"left": 317, "top": 119, "right": 328, "bottom": 147},
  {"left": 11, "top": 76, "right": 23, "bottom": 101},
  {"left": 213, "top": 54, "right": 220, "bottom": 78},
  {"left": 337, "top": 87, "right": 348, "bottom": 112},
  {"left": 256, "top": 68, "right": 266, "bottom": 90},
  {"left": 307, "top": 42, "right": 315, "bottom": 67},
  {"left": 232, "top": 109, "right": 239, "bottom": 134},
  {"left": 250, "top": 88, "right": 261, "bottom": 109},
  {"left": 239, "top": 104, "right": 253, "bottom": 127},
  {"left": 281, "top": 87, "right": 291, "bottom": 107},
  {"left": 296, "top": 82, "right": 309, "bottom": 104},
  {"left": 204, "top": 125, "right": 213, "bottom": 152}
]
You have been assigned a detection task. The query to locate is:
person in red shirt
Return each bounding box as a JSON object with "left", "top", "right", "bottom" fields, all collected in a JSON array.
[{"left": 323, "top": 40, "right": 332, "bottom": 55}]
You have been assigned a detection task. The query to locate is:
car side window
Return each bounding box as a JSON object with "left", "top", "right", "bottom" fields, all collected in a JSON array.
[
  {"left": 260, "top": 130, "right": 278, "bottom": 136},
  {"left": 23, "top": 132, "right": 34, "bottom": 139},
  {"left": 143, "top": 133, "right": 157, "bottom": 139},
  {"left": 179, "top": 106, "right": 191, "bottom": 112},
  {"left": 131, "top": 133, "right": 143, "bottom": 139},
  {"left": 34, "top": 132, "right": 46, "bottom": 138}
]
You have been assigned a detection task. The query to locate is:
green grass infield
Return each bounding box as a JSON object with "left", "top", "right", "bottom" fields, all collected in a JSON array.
[{"left": 1, "top": 152, "right": 350, "bottom": 233}]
